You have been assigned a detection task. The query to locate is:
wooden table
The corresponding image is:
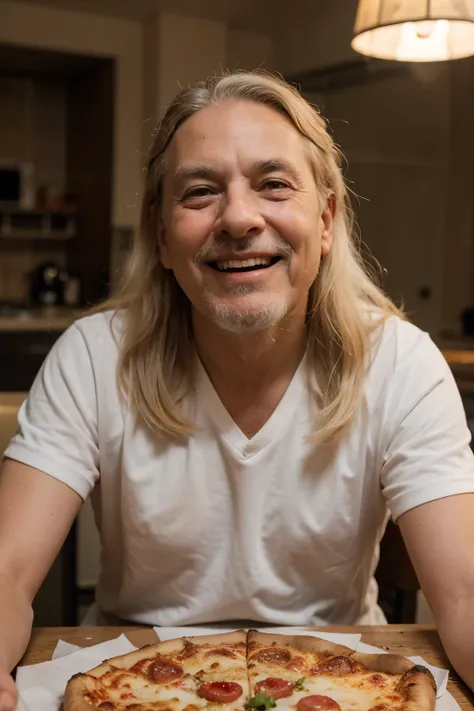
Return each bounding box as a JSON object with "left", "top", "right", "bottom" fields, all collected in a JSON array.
[
  {"left": 442, "top": 350, "right": 474, "bottom": 366},
  {"left": 19, "top": 624, "right": 473, "bottom": 709}
]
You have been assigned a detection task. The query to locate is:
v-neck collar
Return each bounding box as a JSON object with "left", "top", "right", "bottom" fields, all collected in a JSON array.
[{"left": 196, "top": 354, "right": 307, "bottom": 458}]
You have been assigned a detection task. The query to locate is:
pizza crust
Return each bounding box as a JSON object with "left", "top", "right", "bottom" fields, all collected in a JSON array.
[
  {"left": 397, "top": 665, "right": 437, "bottom": 711},
  {"left": 174, "top": 631, "right": 247, "bottom": 648},
  {"left": 351, "top": 652, "right": 415, "bottom": 675},
  {"left": 63, "top": 673, "right": 98, "bottom": 711},
  {"left": 247, "top": 630, "right": 356, "bottom": 659}
]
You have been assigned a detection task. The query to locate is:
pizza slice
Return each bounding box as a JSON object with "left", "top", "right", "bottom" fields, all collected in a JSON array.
[
  {"left": 63, "top": 630, "right": 249, "bottom": 711},
  {"left": 245, "top": 630, "right": 437, "bottom": 711}
]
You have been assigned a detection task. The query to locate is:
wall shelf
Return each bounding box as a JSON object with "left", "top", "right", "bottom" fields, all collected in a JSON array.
[{"left": 0, "top": 208, "right": 77, "bottom": 241}]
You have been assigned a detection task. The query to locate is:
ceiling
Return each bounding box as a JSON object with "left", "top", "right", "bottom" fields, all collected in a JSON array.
[{"left": 13, "top": 0, "right": 280, "bottom": 31}]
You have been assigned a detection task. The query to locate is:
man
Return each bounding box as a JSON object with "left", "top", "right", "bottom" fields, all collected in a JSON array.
[{"left": 0, "top": 70, "right": 473, "bottom": 709}]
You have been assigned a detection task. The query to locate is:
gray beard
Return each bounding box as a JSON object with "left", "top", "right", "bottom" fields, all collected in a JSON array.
[{"left": 204, "top": 291, "right": 289, "bottom": 334}]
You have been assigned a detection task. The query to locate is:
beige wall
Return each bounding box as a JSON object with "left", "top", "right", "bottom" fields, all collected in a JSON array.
[
  {"left": 141, "top": 12, "right": 227, "bottom": 154},
  {"left": 227, "top": 28, "right": 274, "bottom": 72},
  {"left": 0, "top": 0, "right": 143, "bottom": 230},
  {"left": 274, "top": 0, "right": 358, "bottom": 75},
  {"left": 157, "top": 14, "right": 226, "bottom": 113},
  {"left": 310, "top": 66, "right": 450, "bottom": 336}
]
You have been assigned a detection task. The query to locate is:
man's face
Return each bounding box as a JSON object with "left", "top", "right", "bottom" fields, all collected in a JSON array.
[{"left": 160, "top": 100, "right": 334, "bottom": 334}]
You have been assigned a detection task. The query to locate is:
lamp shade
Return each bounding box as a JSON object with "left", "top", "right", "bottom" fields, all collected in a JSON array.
[{"left": 352, "top": 0, "right": 474, "bottom": 61}]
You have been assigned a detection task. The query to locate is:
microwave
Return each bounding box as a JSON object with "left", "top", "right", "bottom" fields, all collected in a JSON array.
[{"left": 0, "top": 161, "right": 35, "bottom": 209}]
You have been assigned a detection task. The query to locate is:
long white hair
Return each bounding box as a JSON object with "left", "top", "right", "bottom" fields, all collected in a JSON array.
[{"left": 100, "top": 70, "right": 402, "bottom": 442}]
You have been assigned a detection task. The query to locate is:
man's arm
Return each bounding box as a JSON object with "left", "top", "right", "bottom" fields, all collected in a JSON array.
[
  {"left": 399, "top": 493, "right": 474, "bottom": 690},
  {"left": 0, "top": 458, "right": 82, "bottom": 710}
]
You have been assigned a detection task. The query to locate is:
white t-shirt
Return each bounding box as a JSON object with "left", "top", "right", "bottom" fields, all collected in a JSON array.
[{"left": 5, "top": 311, "right": 474, "bottom": 626}]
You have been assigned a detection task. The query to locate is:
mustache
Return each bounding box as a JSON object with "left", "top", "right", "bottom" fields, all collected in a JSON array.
[{"left": 195, "top": 236, "right": 293, "bottom": 263}]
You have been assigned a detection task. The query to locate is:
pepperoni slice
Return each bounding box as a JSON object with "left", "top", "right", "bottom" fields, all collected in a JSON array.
[
  {"left": 197, "top": 681, "right": 243, "bottom": 703},
  {"left": 145, "top": 658, "right": 184, "bottom": 683},
  {"left": 254, "top": 648, "right": 292, "bottom": 666},
  {"left": 368, "top": 674, "right": 387, "bottom": 687},
  {"left": 312, "top": 656, "right": 359, "bottom": 677},
  {"left": 297, "top": 695, "right": 341, "bottom": 711},
  {"left": 255, "top": 678, "right": 295, "bottom": 699}
]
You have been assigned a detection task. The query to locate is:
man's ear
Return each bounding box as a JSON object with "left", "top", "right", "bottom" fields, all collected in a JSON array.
[
  {"left": 157, "top": 217, "right": 172, "bottom": 269},
  {"left": 321, "top": 193, "right": 335, "bottom": 256}
]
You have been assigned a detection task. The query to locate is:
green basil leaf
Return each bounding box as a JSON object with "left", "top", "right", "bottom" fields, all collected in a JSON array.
[{"left": 244, "top": 694, "right": 277, "bottom": 710}]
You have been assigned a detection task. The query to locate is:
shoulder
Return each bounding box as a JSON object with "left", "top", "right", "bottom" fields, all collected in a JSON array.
[
  {"left": 370, "top": 315, "right": 446, "bottom": 377},
  {"left": 66, "top": 309, "right": 124, "bottom": 360},
  {"left": 44, "top": 309, "right": 123, "bottom": 379},
  {"left": 367, "top": 315, "right": 455, "bottom": 414},
  {"left": 73, "top": 308, "right": 124, "bottom": 344}
]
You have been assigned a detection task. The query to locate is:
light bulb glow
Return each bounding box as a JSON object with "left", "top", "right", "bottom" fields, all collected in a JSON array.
[{"left": 395, "top": 20, "right": 450, "bottom": 61}]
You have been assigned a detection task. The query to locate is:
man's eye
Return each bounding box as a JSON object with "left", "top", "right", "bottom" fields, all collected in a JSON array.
[
  {"left": 262, "top": 179, "right": 290, "bottom": 190},
  {"left": 183, "top": 187, "right": 215, "bottom": 199}
]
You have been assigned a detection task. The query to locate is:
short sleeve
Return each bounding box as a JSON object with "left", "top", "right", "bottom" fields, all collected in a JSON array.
[
  {"left": 4, "top": 323, "right": 99, "bottom": 500},
  {"left": 380, "top": 327, "right": 474, "bottom": 521}
]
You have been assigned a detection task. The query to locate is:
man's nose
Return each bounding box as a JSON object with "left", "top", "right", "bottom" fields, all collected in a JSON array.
[{"left": 217, "top": 185, "right": 265, "bottom": 239}]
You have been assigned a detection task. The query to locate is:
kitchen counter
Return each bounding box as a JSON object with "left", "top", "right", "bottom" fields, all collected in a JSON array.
[
  {"left": 0, "top": 307, "right": 85, "bottom": 332},
  {"left": 0, "top": 391, "right": 26, "bottom": 454},
  {"left": 442, "top": 350, "right": 474, "bottom": 365}
]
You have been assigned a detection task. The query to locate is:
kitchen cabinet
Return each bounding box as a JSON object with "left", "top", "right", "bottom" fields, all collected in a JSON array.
[
  {"left": 0, "top": 44, "right": 115, "bottom": 306},
  {"left": 0, "top": 330, "right": 62, "bottom": 390}
]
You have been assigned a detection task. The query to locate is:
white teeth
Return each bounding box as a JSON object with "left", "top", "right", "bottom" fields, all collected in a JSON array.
[{"left": 216, "top": 257, "right": 272, "bottom": 271}]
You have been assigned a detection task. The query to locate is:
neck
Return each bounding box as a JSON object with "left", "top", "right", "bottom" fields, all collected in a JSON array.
[{"left": 192, "top": 310, "right": 307, "bottom": 392}]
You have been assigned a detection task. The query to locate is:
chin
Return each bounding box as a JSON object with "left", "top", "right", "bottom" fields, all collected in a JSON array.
[{"left": 206, "top": 300, "right": 289, "bottom": 334}]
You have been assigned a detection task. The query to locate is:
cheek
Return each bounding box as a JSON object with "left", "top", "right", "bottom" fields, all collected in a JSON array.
[
  {"left": 278, "top": 210, "right": 323, "bottom": 259},
  {"left": 161, "top": 217, "right": 209, "bottom": 297},
  {"left": 168, "top": 212, "right": 212, "bottom": 258},
  {"left": 284, "top": 211, "right": 324, "bottom": 283}
]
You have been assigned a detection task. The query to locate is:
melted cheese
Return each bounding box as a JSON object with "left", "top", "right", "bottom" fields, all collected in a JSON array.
[
  {"left": 84, "top": 642, "right": 249, "bottom": 711},
  {"left": 275, "top": 674, "right": 403, "bottom": 711},
  {"left": 174, "top": 643, "right": 249, "bottom": 698},
  {"left": 85, "top": 670, "right": 205, "bottom": 707}
]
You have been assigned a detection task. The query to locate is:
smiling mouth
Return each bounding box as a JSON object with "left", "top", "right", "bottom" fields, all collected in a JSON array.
[{"left": 207, "top": 256, "right": 282, "bottom": 273}]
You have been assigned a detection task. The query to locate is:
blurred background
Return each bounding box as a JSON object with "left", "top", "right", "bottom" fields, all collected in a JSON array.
[{"left": 1, "top": 0, "right": 474, "bottom": 628}]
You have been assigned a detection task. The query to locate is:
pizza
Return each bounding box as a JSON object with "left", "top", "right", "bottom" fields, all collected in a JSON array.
[
  {"left": 64, "top": 631, "right": 248, "bottom": 711},
  {"left": 63, "top": 629, "right": 437, "bottom": 711}
]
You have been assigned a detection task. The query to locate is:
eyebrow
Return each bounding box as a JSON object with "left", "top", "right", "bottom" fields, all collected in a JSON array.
[
  {"left": 173, "top": 164, "right": 220, "bottom": 184},
  {"left": 255, "top": 159, "right": 304, "bottom": 184},
  {"left": 172, "top": 158, "right": 304, "bottom": 186}
]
